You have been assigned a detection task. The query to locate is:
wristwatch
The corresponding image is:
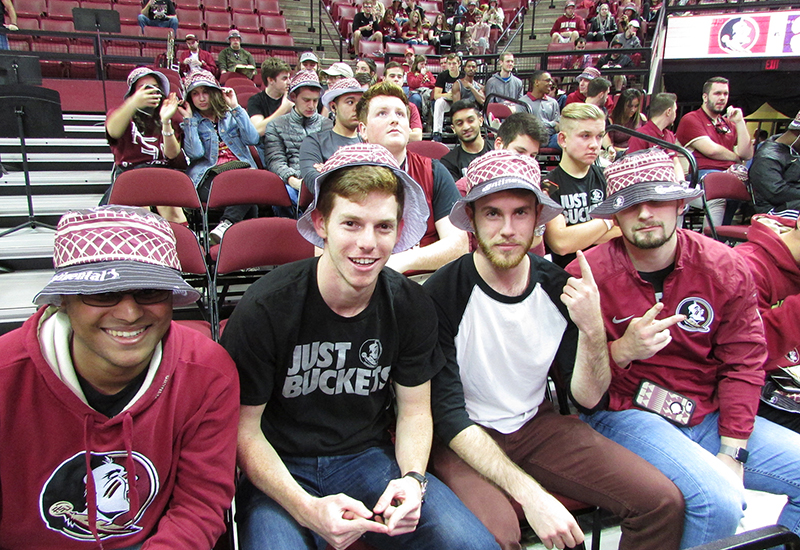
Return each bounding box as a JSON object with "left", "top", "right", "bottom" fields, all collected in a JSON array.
[
  {"left": 403, "top": 471, "right": 428, "bottom": 502},
  {"left": 718, "top": 444, "right": 749, "bottom": 464}
]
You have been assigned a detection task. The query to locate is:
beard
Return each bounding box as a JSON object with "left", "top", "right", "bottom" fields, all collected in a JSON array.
[
  {"left": 624, "top": 221, "right": 676, "bottom": 250},
  {"left": 476, "top": 232, "right": 534, "bottom": 270},
  {"left": 458, "top": 130, "right": 479, "bottom": 144},
  {"left": 705, "top": 98, "right": 727, "bottom": 115}
]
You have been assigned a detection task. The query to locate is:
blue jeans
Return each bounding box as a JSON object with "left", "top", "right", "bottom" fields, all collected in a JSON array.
[
  {"left": 137, "top": 14, "right": 179, "bottom": 33},
  {"left": 584, "top": 409, "right": 800, "bottom": 549},
  {"left": 0, "top": 32, "right": 8, "bottom": 50},
  {"left": 237, "top": 446, "right": 500, "bottom": 550}
]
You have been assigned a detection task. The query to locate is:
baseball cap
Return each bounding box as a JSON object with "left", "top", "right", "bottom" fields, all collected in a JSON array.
[
  {"left": 566, "top": 1, "right": 576, "bottom": 6},
  {"left": 628, "top": 19, "right": 640, "bottom": 28},
  {"left": 299, "top": 51, "right": 319, "bottom": 64},
  {"left": 321, "top": 77, "right": 364, "bottom": 107},
  {"left": 577, "top": 67, "right": 601, "bottom": 81},
  {"left": 590, "top": 148, "right": 703, "bottom": 219},
  {"left": 297, "top": 144, "right": 429, "bottom": 252},
  {"left": 321, "top": 62, "right": 355, "bottom": 78},
  {"left": 185, "top": 33, "right": 198, "bottom": 41},
  {"left": 228, "top": 29, "right": 241, "bottom": 40},
  {"left": 289, "top": 69, "right": 323, "bottom": 95},
  {"left": 405, "top": 47, "right": 415, "bottom": 55},
  {"left": 449, "top": 150, "right": 563, "bottom": 232},
  {"left": 124, "top": 67, "right": 169, "bottom": 99},
  {"left": 34, "top": 206, "right": 200, "bottom": 306},
  {"left": 183, "top": 69, "right": 222, "bottom": 95}
]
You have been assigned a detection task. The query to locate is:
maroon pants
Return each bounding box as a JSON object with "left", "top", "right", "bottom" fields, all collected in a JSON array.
[{"left": 431, "top": 402, "right": 684, "bottom": 550}]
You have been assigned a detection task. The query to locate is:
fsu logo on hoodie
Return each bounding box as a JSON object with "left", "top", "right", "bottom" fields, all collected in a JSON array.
[{"left": 39, "top": 451, "right": 159, "bottom": 541}]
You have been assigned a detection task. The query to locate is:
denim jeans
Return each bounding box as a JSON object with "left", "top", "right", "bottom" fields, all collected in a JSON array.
[
  {"left": 236, "top": 446, "right": 500, "bottom": 550},
  {"left": 137, "top": 14, "right": 179, "bottom": 33},
  {"left": 584, "top": 409, "right": 800, "bottom": 549}
]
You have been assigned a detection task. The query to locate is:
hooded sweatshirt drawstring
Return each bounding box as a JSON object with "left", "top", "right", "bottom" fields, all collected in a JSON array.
[{"left": 83, "top": 414, "right": 104, "bottom": 550}]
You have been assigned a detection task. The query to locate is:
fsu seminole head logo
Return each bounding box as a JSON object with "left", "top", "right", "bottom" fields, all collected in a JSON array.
[
  {"left": 676, "top": 297, "right": 714, "bottom": 333},
  {"left": 40, "top": 451, "right": 159, "bottom": 541},
  {"left": 718, "top": 16, "right": 758, "bottom": 53}
]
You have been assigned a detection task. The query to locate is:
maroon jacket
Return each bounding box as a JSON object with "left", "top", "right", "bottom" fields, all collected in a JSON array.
[{"left": 567, "top": 230, "right": 767, "bottom": 439}]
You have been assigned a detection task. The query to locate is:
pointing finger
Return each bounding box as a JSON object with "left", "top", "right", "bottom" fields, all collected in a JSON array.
[
  {"left": 575, "top": 250, "right": 595, "bottom": 285},
  {"left": 640, "top": 302, "right": 665, "bottom": 325}
]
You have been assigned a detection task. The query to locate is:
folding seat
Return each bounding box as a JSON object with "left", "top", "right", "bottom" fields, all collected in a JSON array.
[
  {"left": 118, "top": 23, "right": 143, "bottom": 36},
  {"left": 143, "top": 25, "right": 173, "bottom": 39},
  {"left": 232, "top": 12, "right": 260, "bottom": 33},
  {"left": 412, "top": 44, "right": 434, "bottom": 56},
  {"left": 701, "top": 172, "right": 754, "bottom": 243},
  {"left": 238, "top": 30, "right": 265, "bottom": 44},
  {"left": 259, "top": 14, "right": 288, "bottom": 34},
  {"left": 202, "top": 0, "right": 230, "bottom": 12},
  {"left": 80, "top": 1, "right": 113, "bottom": 11},
  {"left": 205, "top": 10, "right": 233, "bottom": 31},
  {"left": 16, "top": 0, "right": 47, "bottom": 21},
  {"left": 230, "top": 0, "right": 255, "bottom": 13},
  {"left": 254, "top": 0, "right": 281, "bottom": 15},
  {"left": 47, "top": 0, "right": 81, "bottom": 20},
  {"left": 358, "top": 39, "right": 383, "bottom": 58},
  {"left": 179, "top": 8, "right": 205, "bottom": 30}
]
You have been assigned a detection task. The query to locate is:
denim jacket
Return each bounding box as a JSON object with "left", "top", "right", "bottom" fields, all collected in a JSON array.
[{"left": 181, "top": 105, "right": 260, "bottom": 187}]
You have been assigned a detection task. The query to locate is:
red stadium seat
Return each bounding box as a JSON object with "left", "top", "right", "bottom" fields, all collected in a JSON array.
[
  {"left": 118, "top": 23, "right": 143, "bottom": 37},
  {"left": 143, "top": 25, "right": 173, "bottom": 39},
  {"left": 358, "top": 39, "right": 384, "bottom": 58},
  {"left": 115, "top": 3, "right": 142, "bottom": 24},
  {"left": 230, "top": 0, "right": 254, "bottom": 13},
  {"left": 232, "top": 12, "right": 261, "bottom": 32},
  {"left": 16, "top": 0, "right": 47, "bottom": 20},
  {"left": 205, "top": 10, "right": 233, "bottom": 31},
  {"left": 254, "top": 0, "right": 282, "bottom": 14},
  {"left": 202, "top": 0, "right": 230, "bottom": 12},
  {"left": 260, "top": 14, "right": 289, "bottom": 34},
  {"left": 47, "top": 0, "right": 80, "bottom": 21},
  {"left": 81, "top": 1, "right": 113, "bottom": 11},
  {"left": 179, "top": 9, "right": 205, "bottom": 30}
]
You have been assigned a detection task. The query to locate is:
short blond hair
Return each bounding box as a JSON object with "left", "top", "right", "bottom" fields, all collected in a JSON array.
[{"left": 560, "top": 103, "right": 605, "bottom": 134}]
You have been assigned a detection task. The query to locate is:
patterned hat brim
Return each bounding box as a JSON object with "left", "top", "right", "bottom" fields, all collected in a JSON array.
[
  {"left": 34, "top": 260, "right": 201, "bottom": 307},
  {"left": 124, "top": 69, "right": 170, "bottom": 99},
  {"left": 449, "top": 176, "right": 563, "bottom": 232},
  {"left": 290, "top": 81, "right": 323, "bottom": 95},
  {"left": 590, "top": 181, "right": 704, "bottom": 219},
  {"left": 185, "top": 78, "right": 221, "bottom": 95},
  {"left": 321, "top": 86, "right": 364, "bottom": 107},
  {"left": 297, "top": 163, "right": 430, "bottom": 253}
]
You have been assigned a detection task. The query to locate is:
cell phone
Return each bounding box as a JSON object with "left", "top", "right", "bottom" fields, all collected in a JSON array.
[
  {"left": 634, "top": 379, "right": 695, "bottom": 426},
  {"left": 770, "top": 372, "right": 800, "bottom": 394}
]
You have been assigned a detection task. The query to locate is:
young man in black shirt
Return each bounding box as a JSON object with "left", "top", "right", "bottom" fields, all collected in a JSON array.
[
  {"left": 432, "top": 53, "right": 462, "bottom": 142},
  {"left": 248, "top": 57, "right": 293, "bottom": 159},
  {"left": 223, "top": 144, "right": 499, "bottom": 550},
  {"left": 353, "top": 0, "right": 384, "bottom": 58},
  {"left": 138, "top": 0, "right": 178, "bottom": 33},
  {"left": 440, "top": 99, "right": 492, "bottom": 181}
]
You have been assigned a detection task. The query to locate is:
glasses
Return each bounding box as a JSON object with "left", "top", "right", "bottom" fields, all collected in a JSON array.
[
  {"left": 714, "top": 119, "right": 730, "bottom": 135},
  {"left": 80, "top": 289, "right": 172, "bottom": 307}
]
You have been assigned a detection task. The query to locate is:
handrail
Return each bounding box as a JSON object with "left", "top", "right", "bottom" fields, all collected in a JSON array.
[
  {"left": 497, "top": 3, "right": 529, "bottom": 54},
  {"left": 317, "top": 1, "right": 347, "bottom": 61}
]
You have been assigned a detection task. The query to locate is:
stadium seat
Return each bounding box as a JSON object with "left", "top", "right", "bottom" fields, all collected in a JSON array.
[
  {"left": 118, "top": 23, "right": 143, "bottom": 37},
  {"left": 701, "top": 172, "right": 753, "bottom": 243},
  {"left": 106, "top": 63, "right": 139, "bottom": 80},
  {"left": 260, "top": 14, "right": 289, "bottom": 34},
  {"left": 233, "top": 12, "right": 261, "bottom": 32},
  {"left": 254, "top": 0, "right": 282, "bottom": 15},
  {"left": 385, "top": 41, "right": 407, "bottom": 55},
  {"left": 202, "top": 0, "right": 231, "bottom": 12},
  {"left": 39, "top": 19, "right": 73, "bottom": 45},
  {"left": 143, "top": 25, "right": 173, "bottom": 39},
  {"left": 407, "top": 140, "right": 449, "bottom": 159},
  {"left": 81, "top": 1, "right": 113, "bottom": 11},
  {"left": 230, "top": 0, "right": 255, "bottom": 13},
  {"left": 205, "top": 10, "right": 233, "bottom": 31},
  {"left": 239, "top": 30, "right": 265, "bottom": 44},
  {"left": 179, "top": 9, "right": 205, "bottom": 31},
  {"left": 358, "top": 39, "right": 383, "bottom": 58},
  {"left": 412, "top": 44, "right": 435, "bottom": 56},
  {"left": 16, "top": 0, "right": 47, "bottom": 21},
  {"left": 47, "top": 0, "right": 80, "bottom": 21}
]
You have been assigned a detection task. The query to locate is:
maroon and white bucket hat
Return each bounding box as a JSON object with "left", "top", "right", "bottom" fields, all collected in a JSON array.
[
  {"left": 590, "top": 147, "right": 703, "bottom": 219},
  {"left": 297, "top": 143, "right": 429, "bottom": 252},
  {"left": 34, "top": 206, "right": 200, "bottom": 306},
  {"left": 449, "top": 149, "right": 563, "bottom": 232},
  {"left": 289, "top": 69, "right": 323, "bottom": 95}
]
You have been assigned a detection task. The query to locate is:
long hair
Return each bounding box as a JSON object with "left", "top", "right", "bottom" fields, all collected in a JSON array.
[
  {"left": 610, "top": 88, "right": 643, "bottom": 126},
  {"left": 189, "top": 86, "right": 229, "bottom": 120},
  {"left": 131, "top": 102, "right": 163, "bottom": 136},
  {"left": 411, "top": 55, "right": 427, "bottom": 75}
]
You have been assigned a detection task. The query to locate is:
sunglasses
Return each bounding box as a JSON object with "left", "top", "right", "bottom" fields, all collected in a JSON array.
[
  {"left": 80, "top": 289, "right": 172, "bottom": 307},
  {"left": 714, "top": 119, "right": 730, "bottom": 135}
]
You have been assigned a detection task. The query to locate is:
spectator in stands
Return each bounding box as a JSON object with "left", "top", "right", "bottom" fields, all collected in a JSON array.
[
  {"left": 389, "top": 0, "right": 408, "bottom": 26},
  {"left": 353, "top": 0, "right": 384, "bottom": 58},
  {"left": 247, "top": 57, "right": 293, "bottom": 162},
  {"left": 299, "top": 77, "right": 364, "bottom": 192},
  {"left": 440, "top": 100, "right": 492, "bottom": 181},
  {"left": 521, "top": 70, "right": 561, "bottom": 149},
  {"left": 484, "top": 0, "right": 504, "bottom": 31},
  {"left": 264, "top": 70, "right": 333, "bottom": 210},
  {"left": 384, "top": 62, "right": 424, "bottom": 141},
  {"left": 465, "top": 11, "right": 490, "bottom": 54},
  {"left": 675, "top": 76, "right": 753, "bottom": 225},
  {"left": 0, "top": 0, "right": 17, "bottom": 50},
  {"left": 586, "top": 2, "right": 617, "bottom": 43},
  {"left": 485, "top": 52, "right": 524, "bottom": 108},
  {"left": 355, "top": 58, "right": 378, "bottom": 86},
  {"left": 354, "top": 71, "right": 373, "bottom": 86},
  {"left": 299, "top": 51, "right": 319, "bottom": 72},
  {"left": 570, "top": 148, "right": 800, "bottom": 550},
  {"left": 218, "top": 30, "right": 256, "bottom": 80},
  {"left": 735, "top": 210, "right": 800, "bottom": 433},
  {"left": 425, "top": 149, "right": 685, "bottom": 550},
  {"left": 451, "top": 58, "right": 485, "bottom": 108},
  {"left": 753, "top": 128, "right": 769, "bottom": 153},
  {"left": 105, "top": 67, "right": 187, "bottom": 224},
  {"left": 0, "top": 205, "right": 238, "bottom": 550},
  {"left": 626, "top": 92, "right": 683, "bottom": 180},
  {"left": 607, "top": 87, "right": 645, "bottom": 151},
  {"left": 562, "top": 36, "right": 592, "bottom": 70},
  {"left": 321, "top": 61, "right": 355, "bottom": 85},
  {"left": 454, "top": 0, "right": 479, "bottom": 45},
  {"left": 612, "top": 17, "right": 641, "bottom": 48},
  {"left": 616, "top": 2, "right": 642, "bottom": 39},
  {"left": 584, "top": 76, "right": 610, "bottom": 111},
  {"left": 178, "top": 33, "right": 216, "bottom": 77},
  {"left": 138, "top": 0, "right": 178, "bottom": 34},
  {"left": 402, "top": 9, "right": 428, "bottom": 45},
  {"left": 543, "top": 102, "right": 620, "bottom": 267},
  {"left": 403, "top": 46, "right": 416, "bottom": 72},
  {"left": 564, "top": 66, "right": 600, "bottom": 105},
  {"left": 224, "top": 142, "right": 499, "bottom": 550},
  {"left": 178, "top": 70, "right": 260, "bottom": 242},
  {"left": 551, "top": 0, "right": 586, "bottom": 44},
  {"left": 495, "top": 111, "right": 549, "bottom": 157},
  {"left": 380, "top": 9, "right": 403, "bottom": 44},
  {"left": 429, "top": 13, "right": 453, "bottom": 49},
  {"left": 749, "top": 111, "right": 800, "bottom": 213},
  {"left": 407, "top": 55, "right": 436, "bottom": 117},
  {"left": 358, "top": 82, "right": 469, "bottom": 274},
  {"left": 406, "top": 0, "right": 426, "bottom": 22},
  {"left": 597, "top": 37, "right": 632, "bottom": 69},
  {"left": 430, "top": 53, "right": 461, "bottom": 141}
]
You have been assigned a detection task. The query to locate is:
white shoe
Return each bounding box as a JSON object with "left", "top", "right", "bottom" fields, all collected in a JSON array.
[{"left": 210, "top": 219, "right": 233, "bottom": 244}]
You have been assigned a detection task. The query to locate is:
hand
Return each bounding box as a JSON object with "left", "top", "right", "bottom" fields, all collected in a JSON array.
[
  {"left": 560, "top": 250, "right": 604, "bottom": 337},
  {"left": 160, "top": 92, "right": 179, "bottom": 123},
  {"left": 372, "top": 476, "right": 423, "bottom": 536},
  {"left": 287, "top": 176, "right": 304, "bottom": 191},
  {"left": 727, "top": 106, "right": 744, "bottom": 125},
  {"left": 6, "top": 24, "right": 18, "bottom": 31},
  {"left": 221, "top": 87, "right": 239, "bottom": 109},
  {"left": 278, "top": 93, "right": 294, "bottom": 115},
  {"left": 610, "top": 302, "right": 685, "bottom": 368},
  {"left": 716, "top": 453, "right": 744, "bottom": 484},
  {"left": 177, "top": 100, "right": 193, "bottom": 120},
  {"left": 130, "top": 83, "right": 162, "bottom": 111},
  {"left": 306, "top": 494, "right": 389, "bottom": 550},
  {"left": 521, "top": 492, "right": 584, "bottom": 550}
]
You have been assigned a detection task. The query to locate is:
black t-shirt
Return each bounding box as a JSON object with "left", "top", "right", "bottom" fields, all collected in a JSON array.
[
  {"left": 143, "top": 0, "right": 176, "bottom": 20},
  {"left": 440, "top": 140, "right": 492, "bottom": 181},
  {"left": 435, "top": 70, "right": 461, "bottom": 93},
  {"left": 247, "top": 91, "right": 283, "bottom": 119},
  {"left": 221, "top": 257, "right": 444, "bottom": 457},
  {"left": 544, "top": 164, "right": 607, "bottom": 267},
  {"left": 353, "top": 12, "right": 379, "bottom": 37}
]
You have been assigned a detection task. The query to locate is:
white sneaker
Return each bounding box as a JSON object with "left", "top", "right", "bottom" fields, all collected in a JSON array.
[{"left": 210, "top": 219, "right": 233, "bottom": 244}]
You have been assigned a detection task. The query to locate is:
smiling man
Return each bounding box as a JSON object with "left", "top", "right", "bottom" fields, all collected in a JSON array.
[
  {"left": 222, "top": 143, "right": 500, "bottom": 550},
  {"left": 265, "top": 69, "right": 333, "bottom": 209},
  {"left": 0, "top": 206, "right": 239, "bottom": 549},
  {"left": 358, "top": 81, "right": 468, "bottom": 275},
  {"left": 424, "top": 150, "right": 684, "bottom": 550},
  {"left": 440, "top": 99, "right": 492, "bottom": 181},
  {"left": 569, "top": 148, "right": 800, "bottom": 549}
]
